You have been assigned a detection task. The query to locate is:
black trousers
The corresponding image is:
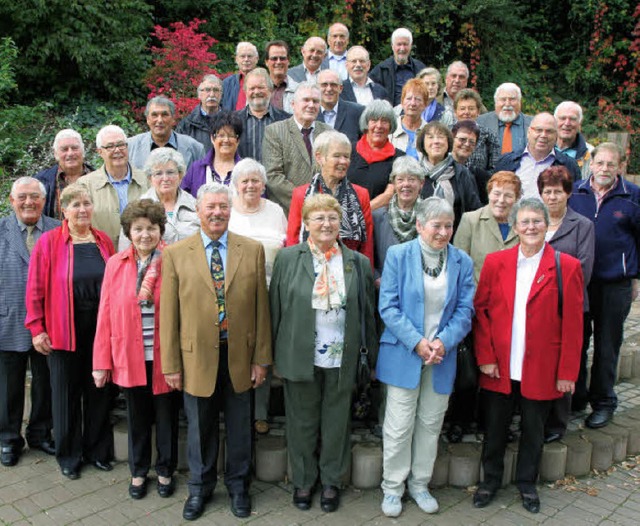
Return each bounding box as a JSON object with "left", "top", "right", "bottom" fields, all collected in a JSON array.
[
  {"left": 480, "top": 382, "right": 552, "bottom": 493},
  {"left": 123, "top": 361, "right": 180, "bottom": 478},
  {"left": 48, "top": 308, "right": 114, "bottom": 470},
  {"left": 183, "top": 343, "right": 252, "bottom": 496},
  {"left": 0, "top": 348, "right": 53, "bottom": 450}
]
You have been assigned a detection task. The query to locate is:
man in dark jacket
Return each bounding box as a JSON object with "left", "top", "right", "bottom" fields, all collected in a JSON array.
[
  {"left": 221, "top": 42, "right": 259, "bottom": 111},
  {"left": 340, "top": 46, "right": 388, "bottom": 106},
  {"left": 554, "top": 101, "right": 593, "bottom": 179},
  {"left": 569, "top": 142, "right": 640, "bottom": 429},
  {"left": 370, "top": 28, "right": 426, "bottom": 106},
  {"left": 176, "top": 75, "right": 223, "bottom": 152}
]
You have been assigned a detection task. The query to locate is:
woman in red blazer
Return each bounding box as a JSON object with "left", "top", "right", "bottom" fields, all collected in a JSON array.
[
  {"left": 472, "top": 198, "right": 584, "bottom": 515},
  {"left": 93, "top": 199, "right": 180, "bottom": 500},
  {"left": 286, "top": 130, "right": 374, "bottom": 269}
]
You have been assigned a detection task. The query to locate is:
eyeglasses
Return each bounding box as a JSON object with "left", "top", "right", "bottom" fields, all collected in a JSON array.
[
  {"left": 268, "top": 56, "right": 288, "bottom": 62},
  {"left": 455, "top": 137, "right": 477, "bottom": 146},
  {"left": 319, "top": 82, "right": 341, "bottom": 88},
  {"left": 237, "top": 54, "right": 257, "bottom": 60},
  {"left": 151, "top": 169, "right": 179, "bottom": 179},
  {"left": 101, "top": 142, "right": 128, "bottom": 152},
  {"left": 308, "top": 215, "right": 341, "bottom": 224},
  {"left": 517, "top": 219, "right": 545, "bottom": 228},
  {"left": 200, "top": 86, "right": 221, "bottom": 93},
  {"left": 14, "top": 193, "right": 43, "bottom": 201},
  {"left": 214, "top": 133, "right": 238, "bottom": 140}
]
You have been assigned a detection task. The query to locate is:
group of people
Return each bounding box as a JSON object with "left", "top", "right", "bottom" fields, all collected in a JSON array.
[{"left": 1, "top": 22, "right": 639, "bottom": 523}]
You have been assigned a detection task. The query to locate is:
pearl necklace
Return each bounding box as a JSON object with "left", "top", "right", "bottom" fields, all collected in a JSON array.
[{"left": 549, "top": 208, "right": 567, "bottom": 227}]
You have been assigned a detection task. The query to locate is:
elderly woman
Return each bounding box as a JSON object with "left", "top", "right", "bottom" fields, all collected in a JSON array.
[
  {"left": 181, "top": 111, "right": 243, "bottom": 197},
  {"left": 373, "top": 155, "right": 425, "bottom": 281},
  {"left": 26, "top": 183, "right": 115, "bottom": 480},
  {"left": 454, "top": 89, "right": 501, "bottom": 172},
  {"left": 377, "top": 197, "right": 474, "bottom": 518},
  {"left": 417, "top": 68, "right": 449, "bottom": 124},
  {"left": 417, "top": 121, "right": 481, "bottom": 231},
  {"left": 93, "top": 199, "right": 180, "bottom": 499},
  {"left": 473, "top": 198, "right": 584, "bottom": 514},
  {"left": 287, "top": 130, "right": 374, "bottom": 268},
  {"left": 119, "top": 147, "right": 199, "bottom": 250},
  {"left": 451, "top": 120, "right": 490, "bottom": 205},
  {"left": 538, "top": 166, "right": 595, "bottom": 442},
  {"left": 347, "top": 99, "right": 404, "bottom": 210},
  {"left": 270, "top": 194, "right": 376, "bottom": 513},
  {"left": 390, "top": 79, "right": 429, "bottom": 159},
  {"left": 229, "top": 158, "right": 287, "bottom": 434}
]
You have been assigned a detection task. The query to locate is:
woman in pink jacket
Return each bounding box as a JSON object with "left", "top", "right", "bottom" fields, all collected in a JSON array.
[{"left": 93, "top": 199, "right": 179, "bottom": 500}]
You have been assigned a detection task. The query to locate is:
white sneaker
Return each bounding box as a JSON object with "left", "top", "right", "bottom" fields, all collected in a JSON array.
[
  {"left": 410, "top": 489, "right": 439, "bottom": 514},
  {"left": 381, "top": 494, "right": 402, "bottom": 517}
]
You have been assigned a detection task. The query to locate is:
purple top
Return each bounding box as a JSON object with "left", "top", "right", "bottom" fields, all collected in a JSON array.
[{"left": 181, "top": 149, "right": 242, "bottom": 197}]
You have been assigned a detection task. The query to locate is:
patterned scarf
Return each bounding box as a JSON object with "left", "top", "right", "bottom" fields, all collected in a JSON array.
[
  {"left": 136, "top": 242, "right": 165, "bottom": 307},
  {"left": 298, "top": 173, "right": 367, "bottom": 245},
  {"left": 422, "top": 154, "right": 455, "bottom": 206},
  {"left": 387, "top": 193, "right": 421, "bottom": 242},
  {"left": 308, "top": 237, "right": 345, "bottom": 311}
]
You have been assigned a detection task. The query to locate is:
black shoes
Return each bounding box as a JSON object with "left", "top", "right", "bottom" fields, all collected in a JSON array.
[
  {"left": 1, "top": 446, "right": 21, "bottom": 467},
  {"left": 230, "top": 492, "right": 252, "bottom": 518},
  {"left": 293, "top": 488, "right": 313, "bottom": 510},
  {"left": 61, "top": 466, "right": 80, "bottom": 480},
  {"left": 30, "top": 439, "right": 56, "bottom": 456},
  {"left": 447, "top": 424, "right": 464, "bottom": 444},
  {"left": 92, "top": 460, "right": 113, "bottom": 472},
  {"left": 183, "top": 494, "right": 211, "bottom": 521},
  {"left": 129, "top": 478, "right": 148, "bottom": 500},
  {"left": 472, "top": 488, "right": 495, "bottom": 508},
  {"left": 157, "top": 478, "right": 175, "bottom": 498},
  {"left": 320, "top": 485, "right": 340, "bottom": 513},
  {"left": 544, "top": 432, "right": 563, "bottom": 443},
  {"left": 521, "top": 491, "right": 541, "bottom": 513},
  {"left": 585, "top": 409, "right": 613, "bottom": 429}
]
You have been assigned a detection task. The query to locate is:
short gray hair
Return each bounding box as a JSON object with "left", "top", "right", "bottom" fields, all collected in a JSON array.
[
  {"left": 390, "top": 155, "right": 426, "bottom": 182},
  {"left": 96, "top": 125, "right": 127, "bottom": 149},
  {"left": 198, "top": 75, "right": 222, "bottom": 92},
  {"left": 11, "top": 176, "right": 47, "bottom": 198},
  {"left": 554, "top": 101, "right": 583, "bottom": 124},
  {"left": 53, "top": 129, "right": 85, "bottom": 158},
  {"left": 417, "top": 67, "right": 443, "bottom": 97},
  {"left": 293, "top": 81, "right": 321, "bottom": 102},
  {"left": 494, "top": 82, "right": 522, "bottom": 103},
  {"left": 416, "top": 196, "right": 454, "bottom": 224},
  {"left": 509, "top": 197, "right": 549, "bottom": 227},
  {"left": 346, "top": 45, "right": 370, "bottom": 62},
  {"left": 391, "top": 28, "right": 413, "bottom": 46},
  {"left": 327, "top": 23, "right": 350, "bottom": 40},
  {"left": 196, "top": 183, "right": 232, "bottom": 207},
  {"left": 145, "top": 96, "right": 175, "bottom": 117},
  {"left": 313, "top": 130, "right": 352, "bottom": 157},
  {"left": 360, "top": 99, "right": 397, "bottom": 134},
  {"left": 143, "top": 147, "right": 187, "bottom": 178},
  {"left": 231, "top": 158, "right": 267, "bottom": 188},
  {"left": 592, "top": 141, "right": 625, "bottom": 163},
  {"left": 236, "top": 41, "right": 258, "bottom": 57},
  {"left": 245, "top": 67, "right": 273, "bottom": 91},
  {"left": 447, "top": 61, "right": 469, "bottom": 77}
]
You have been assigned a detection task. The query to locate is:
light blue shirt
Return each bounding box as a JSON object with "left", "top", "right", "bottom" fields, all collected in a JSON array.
[
  {"left": 106, "top": 166, "right": 132, "bottom": 213},
  {"left": 321, "top": 105, "right": 338, "bottom": 128},
  {"left": 328, "top": 52, "right": 348, "bottom": 80},
  {"left": 516, "top": 148, "right": 556, "bottom": 199}
]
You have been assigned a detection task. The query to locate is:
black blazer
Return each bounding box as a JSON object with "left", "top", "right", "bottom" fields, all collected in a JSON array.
[
  {"left": 316, "top": 100, "right": 365, "bottom": 145},
  {"left": 340, "top": 80, "right": 389, "bottom": 105}
]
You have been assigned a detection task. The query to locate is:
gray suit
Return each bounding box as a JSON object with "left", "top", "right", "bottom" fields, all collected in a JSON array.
[
  {"left": 476, "top": 112, "right": 532, "bottom": 153},
  {"left": 263, "top": 117, "right": 330, "bottom": 215},
  {"left": 287, "top": 63, "right": 328, "bottom": 84},
  {"left": 127, "top": 131, "right": 205, "bottom": 171},
  {"left": 0, "top": 213, "right": 60, "bottom": 450}
]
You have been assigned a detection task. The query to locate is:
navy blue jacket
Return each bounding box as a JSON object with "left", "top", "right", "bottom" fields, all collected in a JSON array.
[
  {"left": 35, "top": 163, "right": 93, "bottom": 219},
  {"left": 221, "top": 73, "right": 241, "bottom": 111},
  {"left": 569, "top": 176, "right": 640, "bottom": 282},
  {"left": 340, "top": 80, "right": 389, "bottom": 104},
  {"left": 370, "top": 56, "right": 427, "bottom": 105},
  {"left": 316, "top": 100, "right": 365, "bottom": 145},
  {"left": 494, "top": 147, "right": 582, "bottom": 182}
]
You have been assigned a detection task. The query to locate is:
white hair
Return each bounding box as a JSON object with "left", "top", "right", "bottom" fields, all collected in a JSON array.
[
  {"left": 53, "top": 129, "right": 85, "bottom": 157},
  {"left": 554, "top": 101, "right": 583, "bottom": 123},
  {"left": 293, "top": 81, "right": 321, "bottom": 102},
  {"left": 11, "top": 176, "right": 47, "bottom": 198},
  {"left": 196, "top": 182, "right": 232, "bottom": 207},
  {"left": 447, "top": 61, "right": 469, "bottom": 77},
  {"left": 236, "top": 42, "right": 258, "bottom": 57},
  {"left": 391, "top": 28, "right": 413, "bottom": 46},
  {"left": 494, "top": 82, "right": 522, "bottom": 103},
  {"left": 231, "top": 158, "right": 268, "bottom": 188},
  {"left": 96, "top": 125, "right": 127, "bottom": 149}
]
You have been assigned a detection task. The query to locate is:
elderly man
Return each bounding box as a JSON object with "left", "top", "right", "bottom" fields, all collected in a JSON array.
[
  {"left": 235, "top": 67, "right": 288, "bottom": 162},
  {"left": 0, "top": 177, "right": 59, "bottom": 467},
  {"left": 370, "top": 28, "right": 427, "bottom": 106},
  {"left": 569, "top": 143, "right": 640, "bottom": 429},
  {"left": 321, "top": 23, "right": 350, "bottom": 80},
  {"left": 340, "top": 46, "right": 389, "bottom": 106},
  {"left": 221, "top": 42, "right": 259, "bottom": 111},
  {"left": 477, "top": 83, "right": 533, "bottom": 154},
  {"left": 128, "top": 97, "right": 204, "bottom": 171},
  {"left": 263, "top": 81, "right": 331, "bottom": 215},
  {"left": 494, "top": 112, "right": 580, "bottom": 198},
  {"left": 176, "top": 75, "right": 223, "bottom": 151},
  {"left": 288, "top": 36, "right": 329, "bottom": 84},
  {"left": 316, "top": 69, "right": 364, "bottom": 144},
  {"left": 265, "top": 40, "right": 293, "bottom": 112},
  {"left": 555, "top": 101, "right": 593, "bottom": 179},
  {"left": 439, "top": 61, "right": 469, "bottom": 122},
  {"left": 160, "top": 183, "right": 271, "bottom": 520},
  {"left": 34, "top": 129, "right": 93, "bottom": 219},
  {"left": 79, "top": 125, "right": 148, "bottom": 248}
]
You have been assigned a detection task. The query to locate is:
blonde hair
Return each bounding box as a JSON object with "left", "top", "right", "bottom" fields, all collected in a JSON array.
[{"left": 301, "top": 194, "right": 342, "bottom": 223}]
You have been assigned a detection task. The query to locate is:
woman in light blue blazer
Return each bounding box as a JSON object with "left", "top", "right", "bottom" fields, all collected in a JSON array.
[{"left": 376, "top": 197, "right": 475, "bottom": 518}]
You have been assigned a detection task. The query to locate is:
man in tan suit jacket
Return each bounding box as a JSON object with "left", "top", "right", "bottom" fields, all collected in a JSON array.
[
  {"left": 263, "top": 81, "right": 330, "bottom": 215},
  {"left": 160, "top": 183, "right": 271, "bottom": 521}
]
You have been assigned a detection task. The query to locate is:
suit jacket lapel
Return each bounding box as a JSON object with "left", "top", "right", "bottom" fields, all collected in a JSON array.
[
  {"left": 334, "top": 104, "right": 346, "bottom": 130},
  {"left": 7, "top": 215, "right": 31, "bottom": 265},
  {"left": 288, "top": 119, "right": 311, "bottom": 168},
  {"left": 528, "top": 244, "right": 556, "bottom": 304},
  {"left": 500, "top": 248, "right": 518, "bottom": 317},
  {"left": 550, "top": 209, "right": 577, "bottom": 243},
  {"left": 225, "top": 233, "right": 241, "bottom": 290},
  {"left": 444, "top": 246, "right": 460, "bottom": 309},
  {"left": 409, "top": 240, "right": 425, "bottom": 305},
  {"left": 189, "top": 235, "right": 216, "bottom": 296}
]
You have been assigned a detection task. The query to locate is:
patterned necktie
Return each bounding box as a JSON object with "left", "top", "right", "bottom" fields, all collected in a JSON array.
[
  {"left": 210, "top": 241, "right": 227, "bottom": 331},
  {"left": 26, "top": 225, "right": 35, "bottom": 254},
  {"left": 501, "top": 122, "right": 513, "bottom": 154},
  {"left": 301, "top": 127, "right": 313, "bottom": 160}
]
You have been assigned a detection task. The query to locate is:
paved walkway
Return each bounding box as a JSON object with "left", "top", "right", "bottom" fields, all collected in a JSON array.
[{"left": 2, "top": 304, "right": 640, "bottom": 525}]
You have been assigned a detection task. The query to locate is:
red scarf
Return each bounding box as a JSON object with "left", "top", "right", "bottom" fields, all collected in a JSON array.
[{"left": 356, "top": 135, "right": 396, "bottom": 164}]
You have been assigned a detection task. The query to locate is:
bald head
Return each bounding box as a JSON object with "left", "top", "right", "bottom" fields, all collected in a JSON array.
[
  {"left": 301, "top": 37, "right": 327, "bottom": 73},
  {"left": 527, "top": 112, "right": 557, "bottom": 160},
  {"left": 327, "top": 23, "right": 349, "bottom": 55}
]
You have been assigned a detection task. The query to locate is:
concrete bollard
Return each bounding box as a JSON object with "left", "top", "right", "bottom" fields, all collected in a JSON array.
[
  {"left": 540, "top": 442, "right": 567, "bottom": 482},
  {"left": 633, "top": 347, "right": 640, "bottom": 378},
  {"left": 507, "top": 442, "right": 519, "bottom": 482},
  {"left": 430, "top": 447, "right": 450, "bottom": 488},
  {"left": 562, "top": 434, "right": 593, "bottom": 477},
  {"left": 351, "top": 443, "right": 383, "bottom": 489},
  {"left": 610, "top": 417, "right": 640, "bottom": 455},
  {"left": 255, "top": 436, "right": 287, "bottom": 482},
  {"left": 584, "top": 430, "right": 614, "bottom": 471},
  {"left": 618, "top": 349, "right": 634, "bottom": 380},
  {"left": 599, "top": 424, "right": 629, "bottom": 462},
  {"left": 113, "top": 419, "right": 128, "bottom": 462},
  {"left": 448, "top": 443, "right": 481, "bottom": 487}
]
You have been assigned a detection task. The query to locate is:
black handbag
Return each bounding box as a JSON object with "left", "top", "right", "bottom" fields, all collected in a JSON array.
[
  {"left": 352, "top": 258, "right": 372, "bottom": 420},
  {"left": 455, "top": 334, "right": 477, "bottom": 391}
]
